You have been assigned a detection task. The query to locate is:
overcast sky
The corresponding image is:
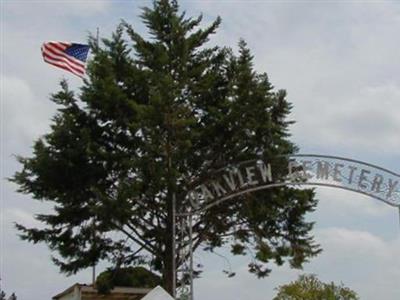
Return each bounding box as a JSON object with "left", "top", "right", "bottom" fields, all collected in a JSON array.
[{"left": 1, "top": 1, "right": 400, "bottom": 300}]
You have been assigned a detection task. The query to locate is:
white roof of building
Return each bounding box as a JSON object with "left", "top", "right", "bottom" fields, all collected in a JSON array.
[
  {"left": 52, "top": 283, "right": 151, "bottom": 299},
  {"left": 141, "top": 286, "right": 174, "bottom": 300}
]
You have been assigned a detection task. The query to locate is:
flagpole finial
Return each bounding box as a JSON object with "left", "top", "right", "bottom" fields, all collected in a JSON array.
[{"left": 96, "top": 27, "right": 100, "bottom": 49}]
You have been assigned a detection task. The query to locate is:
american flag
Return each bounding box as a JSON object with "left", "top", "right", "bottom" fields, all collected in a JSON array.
[{"left": 41, "top": 42, "right": 90, "bottom": 77}]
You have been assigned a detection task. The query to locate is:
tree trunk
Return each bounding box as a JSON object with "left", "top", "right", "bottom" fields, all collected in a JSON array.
[
  {"left": 163, "top": 101, "right": 177, "bottom": 297},
  {"left": 163, "top": 191, "right": 176, "bottom": 297},
  {"left": 163, "top": 246, "right": 175, "bottom": 296}
]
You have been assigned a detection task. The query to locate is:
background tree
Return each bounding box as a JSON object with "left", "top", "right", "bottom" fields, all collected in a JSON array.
[
  {"left": 7, "top": 294, "right": 16, "bottom": 300},
  {"left": 11, "top": 0, "right": 320, "bottom": 295},
  {"left": 273, "top": 274, "right": 359, "bottom": 300},
  {"left": 96, "top": 266, "right": 161, "bottom": 294}
]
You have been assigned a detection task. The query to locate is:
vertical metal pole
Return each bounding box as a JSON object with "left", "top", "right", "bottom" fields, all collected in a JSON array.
[
  {"left": 189, "top": 213, "right": 194, "bottom": 300},
  {"left": 172, "top": 193, "right": 177, "bottom": 298},
  {"left": 92, "top": 265, "right": 96, "bottom": 286},
  {"left": 92, "top": 209, "right": 96, "bottom": 286},
  {"left": 91, "top": 29, "right": 100, "bottom": 286},
  {"left": 398, "top": 207, "right": 400, "bottom": 230},
  {"left": 96, "top": 27, "right": 99, "bottom": 49}
]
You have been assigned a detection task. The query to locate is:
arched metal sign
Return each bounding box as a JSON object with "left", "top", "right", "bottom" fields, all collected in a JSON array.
[
  {"left": 185, "top": 154, "right": 400, "bottom": 214},
  {"left": 175, "top": 154, "right": 400, "bottom": 300}
]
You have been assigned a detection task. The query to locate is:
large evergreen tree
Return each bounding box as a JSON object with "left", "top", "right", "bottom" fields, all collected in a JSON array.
[{"left": 12, "top": 0, "right": 320, "bottom": 295}]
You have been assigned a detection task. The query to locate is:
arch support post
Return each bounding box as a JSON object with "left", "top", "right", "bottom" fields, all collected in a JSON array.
[{"left": 398, "top": 207, "right": 400, "bottom": 231}]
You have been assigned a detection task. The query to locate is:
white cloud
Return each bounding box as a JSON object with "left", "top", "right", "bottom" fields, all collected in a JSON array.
[
  {"left": 3, "top": 0, "right": 112, "bottom": 18},
  {"left": 314, "top": 227, "right": 400, "bottom": 300},
  {"left": 2, "top": 75, "right": 54, "bottom": 156},
  {"left": 2, "top": 235, "right": 94, "bottom": 300},
  {"left": 57, "top": 0, "right": 112, "bottom": 15},
  {"left": 3, "top": 207, "right": 40, "bottom": 228},
  {"left": 315, "top": 188, "right": 394, "bottom": 218},
  {"left": 292, "top": 83, "right": 400, "bottom": 154},
  {"left": 195, "top": 227, "right": 400, "bottom": 300},
  {"left": 189, "top": 1, "right": 400, "bottom": 155},
  {"left": 317, "top": 227, "right": 398, "bottom": 261}
]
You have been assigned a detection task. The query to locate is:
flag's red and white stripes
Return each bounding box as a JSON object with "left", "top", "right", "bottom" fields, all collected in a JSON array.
[{"left": 41, "top": 42, "right": 86, "bottom": 77}]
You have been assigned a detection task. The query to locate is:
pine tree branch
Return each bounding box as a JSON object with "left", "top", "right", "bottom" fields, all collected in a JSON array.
[
  {"left": 112, "top": 223, "right": 156, "bottom": 255},
  {"left": 124, "top": 222, "right": 158, "bottom": 253}
]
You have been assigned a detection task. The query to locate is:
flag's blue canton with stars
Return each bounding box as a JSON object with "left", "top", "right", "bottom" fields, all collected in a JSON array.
[
  {"left": 41, "top": 41, "right": 90, "bottom": 77},
  {"left": 65, "top": 44, "right": 90, "bottom": 62}
]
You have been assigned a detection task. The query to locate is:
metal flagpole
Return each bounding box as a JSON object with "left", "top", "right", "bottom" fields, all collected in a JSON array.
[
  {"left": 92, "top": 28, "right": 100, "bottom": 287},
  {"left": 92, "top": 223, "right": 96, "bottom": 286},
  {"left": 172, "top": 192, "right": 177, "bottom": 298},
  {"left": 189, "top": 213, "right": 194, "bottom": 300},
  {"left": 96, "top": 27, "right": 100, "bottom": 49},
  {"left": 166, "top": 115, "right": 176, "bottom": 297}
]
